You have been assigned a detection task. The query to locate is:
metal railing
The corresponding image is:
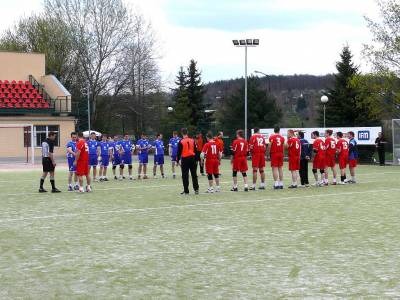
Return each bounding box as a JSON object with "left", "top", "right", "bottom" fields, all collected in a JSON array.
[{"left": 28, "top": 75, "right": 72, "bottom": 114}]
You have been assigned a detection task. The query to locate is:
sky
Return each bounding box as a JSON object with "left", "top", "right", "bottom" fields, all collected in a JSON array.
[{"left": 1, "top": 0, "right": 380, "bottom": 85}]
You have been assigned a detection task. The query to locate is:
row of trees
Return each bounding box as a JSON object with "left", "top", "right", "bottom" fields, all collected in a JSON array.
[{"left": 0, "top": 0, "right": 163, "bottom": 133}]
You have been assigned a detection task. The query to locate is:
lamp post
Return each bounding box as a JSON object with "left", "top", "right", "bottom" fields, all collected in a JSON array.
[
  {"left": 254, "top": 70, "right": 271, "bottom": 93},
  {"left": 321, "top": 95, "right": 329, "bottom": 128},
  {"left": 232, "top": 39, "right": 259, "bottom": 140}
]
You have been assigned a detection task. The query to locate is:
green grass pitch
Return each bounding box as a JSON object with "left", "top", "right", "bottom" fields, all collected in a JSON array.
[{"left": 0, "top": 161, "right": 400, "bottom": 299}]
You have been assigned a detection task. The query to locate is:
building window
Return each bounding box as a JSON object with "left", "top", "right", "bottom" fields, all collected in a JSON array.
[{"left": 24, "top": 125, "right": 60, "bottom": 147}]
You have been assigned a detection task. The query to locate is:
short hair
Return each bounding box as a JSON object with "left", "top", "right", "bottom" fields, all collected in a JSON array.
[
  {"left": 123, "top": 133, "right": 129, "bottom": 136},
  {"left": 48, "top": 131, "right": 56, "bottom": 137},
  {"left": 254, "top": 127, "right": 260, "bottom": 133},
  {"left": 274, "top": 126, "right": 280, "bottom": 133},
  {"left": 181, "top": 128, "right": 188, "bottom": 135},
  {"left": 326, "top": 129, "right": 333, "bottom": 136},
  {"left": 102, "top": 134, "right": 108, "bottom": 138},
  {"left": 78, "top": 132, "right": 84, "bottom": 138},
  {"left": 288, "top": 129, "right": 294, "bottom": 136},
  {"left": 298, "top": 131, "right": 305, "bottom": 139},
  {"left": 218, "top": 131, "right": 223, "bottom": 137},
  {"left": 70, "top": 131, "right": 77, "bottom": 137},
  {"left": 156, "top": 133, "right": 162, "bottom": 138},
  {"left": 206, "top": 131, "right": 213, "bottom": 139},
  {"left": 337, "top": 131, "right": 343, "bottom": 138},
  {"left": 173, "top": 131, "right": 178, "bottom": 135},
  {"left": 312, "top": 131, "right": 319, "bottom": 137},
  {"left": 90, "top": 132, "right": 96, "bottom": 135},
  {"left": 236, "top": 129, "right": 244, "bottom": 138},
  {"left": 348, "top": 131, "right": 355, "bottom": 137}
]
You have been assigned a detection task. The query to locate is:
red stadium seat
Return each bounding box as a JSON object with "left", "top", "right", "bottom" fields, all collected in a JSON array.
[
  {"left": 7, "top": 102, "right": 13, "bottom": 108},
  {"left": 18, "top": 80, "right": 23, "bottom": 85},
  {"left": 22, "top": 94, "right": 28, "bottom": 99},
  {"left": 4, "top": 80, "right": 9, "bottom": 84},
  {"left": 43, "top": 102, "right": 50, "bottom": 108},
  {"left": 15, "top": 103, "right": 21, "bottom": 108}
]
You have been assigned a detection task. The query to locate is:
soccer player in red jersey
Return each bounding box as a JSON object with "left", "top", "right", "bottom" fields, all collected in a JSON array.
[
  {"left": 311, "top": 131, "right": 326, "bottom": 187},
  {"left": 230, "top": 129, "right": 249, "bottom": 192},
  {"left": 336, "top": 131, "right": 349, "bottom": 184},
  {"left": 324, "top": 129, "right": 337, "bottom": 185},
  {"left": 74, "top": 132, "right": 92, "bottom": 193},
  {"left": 201, "top": 132, "right": 223, "bottom": 193},
  {"left": 267, "top": 126, "right": 285, "bottom": 189},
  {"left": 249, "top": 127, "right": 266, "bottom": 190},
  {"left": 286, "top": 129, "right": 301, "bottom": 188}
]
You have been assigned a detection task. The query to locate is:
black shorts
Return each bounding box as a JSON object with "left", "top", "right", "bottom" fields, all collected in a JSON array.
[{"left": 42, "top": 157, "right": 55, "bottom": 172}]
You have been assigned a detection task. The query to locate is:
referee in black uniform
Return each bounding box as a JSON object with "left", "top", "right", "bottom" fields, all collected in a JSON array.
[{"left": 39, "top": 131, "right": 61, "bottom": 193}]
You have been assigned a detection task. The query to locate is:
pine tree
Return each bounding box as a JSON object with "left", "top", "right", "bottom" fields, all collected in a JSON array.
[
  {"left": 169, "top": 67, "right": 194, "bottom": 131},
  {"left": 218, "top": 77, "right": 282, "bottom": 136},
  {"left": 322, "top": 46, "right": 359, "bottom": 126},
  {"left": 186, "top": 60, "right": 206, "bottom": 128}
]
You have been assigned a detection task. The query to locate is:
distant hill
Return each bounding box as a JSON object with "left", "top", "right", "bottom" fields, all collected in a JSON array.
[{"left": 204, "top": 74, "right": 335, "bottom": 127}]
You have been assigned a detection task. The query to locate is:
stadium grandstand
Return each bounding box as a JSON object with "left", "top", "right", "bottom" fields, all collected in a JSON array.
[{"left": 0, "top": 51, "right": 75, "bottom": 164}]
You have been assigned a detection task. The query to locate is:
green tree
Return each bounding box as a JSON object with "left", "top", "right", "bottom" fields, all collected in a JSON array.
[
  {"left": 168, "top": 67, "right": 194, "bottom": 132},
  {"left": 322, "top": 46, "right": 359, "bottom": 126},
  {"left": 364, "top": 0, "right": 400, "bottom": 74},
  {"left": 350, "top": 73, "right": 400, "bottom": 124},
  {"left": 217, "top": 77, "right": 282, "bottom": 136},
  {"left": 186, "top": 60, "right": 206, "bottom": 128}
]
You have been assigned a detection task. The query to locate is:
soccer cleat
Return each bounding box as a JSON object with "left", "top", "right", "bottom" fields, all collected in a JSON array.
[
  {"left": 273, "top": 186, "right": 280, "bottom": 190},
  {"left": 78, "top": 187, "right": 85, "bottom": 193},
  {"left": 103, "top": 178, "right": 109, "bottom": 182},
  {"left": 68, "top": 186, "right": 73, "bottom": 192},
  {"left": 162, "top": 175, "right": 166, "bottom": 179},
  {"left": 244, "top": 187, "right": 249, "bottom": 192},
  {"left": 288, "top": 185, "right": 298, "bottom": 189},
  {"left": 173, "top": 174, "right": 176, "bottom": 179},
  {"left": 331, "top": 182, "right": 337, "bottom": 186},
  {"left": 143, "top": 176, "right": 149, "bottom": 180},
  {"left": 323, "top": 182, "right": 329, "bottom": 186},
  {"left": 94, "top": 178, "right": 99, "bottom": 182},
  {"left": 38, "top": 188, "right": 47, "bottom": 193},
  {"left": 206, "top": 188, "right": 214, "bottom": 193},
  {"left": 338, "top": 181, "right": 347, "bottom": 185},
  {"left": 195, "top": 190, "right": 199, "bottom": 195},
  {"left": 86, "top": 186, "right": 92, "bottom": 193},
  {"left": 279, "top": 186, "right": 284, "bottom": 190},
  {"left": 258, "top": 186, "right": 266, "bottom": 190},
  {"left": 99, "top": 178, "right": 103, "bottom": 182},
  {"left": 249, "top": 186, "right": 256, "bottom": 191},
  {"left": 118, "top": 176, "right": 123, "bottom": 181},
  {"left": 114, "top": 176, "right": 118, "bottom": 180},
  {"left": 180, "top": 191, "right": 189, "bottom": 195},
  {"left": 122, "top": 176, "right": 126, "bottom": 179},
  {"left": 230, "top": 187, "right": 238, "bottom": 192},
  {"left": 74, "top": 185, "right": 80, "bottom": 191},
  {"left": 51, "top": 188, "right": 61, "bottom": 193},
  {"left": 129, "top": 176, "right": 133, "bottom": 180},
  {"left": 215, "top": 186, "right": 220, "bottom": 193}
]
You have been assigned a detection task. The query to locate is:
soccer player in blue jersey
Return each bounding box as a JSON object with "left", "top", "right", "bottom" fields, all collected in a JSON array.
[
  {"left": 120, "top": 134, "right": 135, "bottom": 180},
  {"left": 168, "top": 131, "right": 181, "bottom": 179},
  {"left": 99, "top": 134, "right": 112, "bottom": 181},
  {"left": 347, "top": 131, "right": 359, "bottom": 184},
  {"left": 87, "top": 132, "right": 100, "bottom": 182},
  {"left": 111, "top": 135, "right": 123, "bottom": 180},
  {"left": 66, "top": 132, "right": 79, "bottom": 191},
  {"left": 152, "top": 133, "right": 165, "bottom": 179},
  {"left": 137, "top": 133, "right": 151, "bottom": 179}
]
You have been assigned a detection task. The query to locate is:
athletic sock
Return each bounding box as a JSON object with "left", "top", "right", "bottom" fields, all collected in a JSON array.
[
  {"left": 50, "top": 179, "right": 56, "bottom": 189},
  {"left": 260, "top": 182, "right": 265, "bottom": 187},
  {"left": 40, "top": 178, "right": 44, "bottom": 189},
  {"left": 352, "top": 176, "right": 356, "bottom": 181},
  {"left": 333, "top": 178, "right": 337, "bottom": 183},
  {"left": 340, "top": 176, "right": 345, "bottom": 182},
  {"left": 274, "top": 181, "right": 279, "bottom": 187},
  {"left": 278, "top": 181, "right": 283, "bottom": 187}
]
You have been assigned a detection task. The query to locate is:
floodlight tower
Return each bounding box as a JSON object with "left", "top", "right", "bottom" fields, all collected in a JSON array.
[
  {"left": 232, "top": 39, "right": 260, "bottom": 140},
  {"left": 321, "top": 95, "right": 329, "bottom": 128}
]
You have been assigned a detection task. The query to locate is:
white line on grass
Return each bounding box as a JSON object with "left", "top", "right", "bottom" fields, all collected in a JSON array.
[{"left": 0, "top": 188, "right": 399, "bottom": 223}]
